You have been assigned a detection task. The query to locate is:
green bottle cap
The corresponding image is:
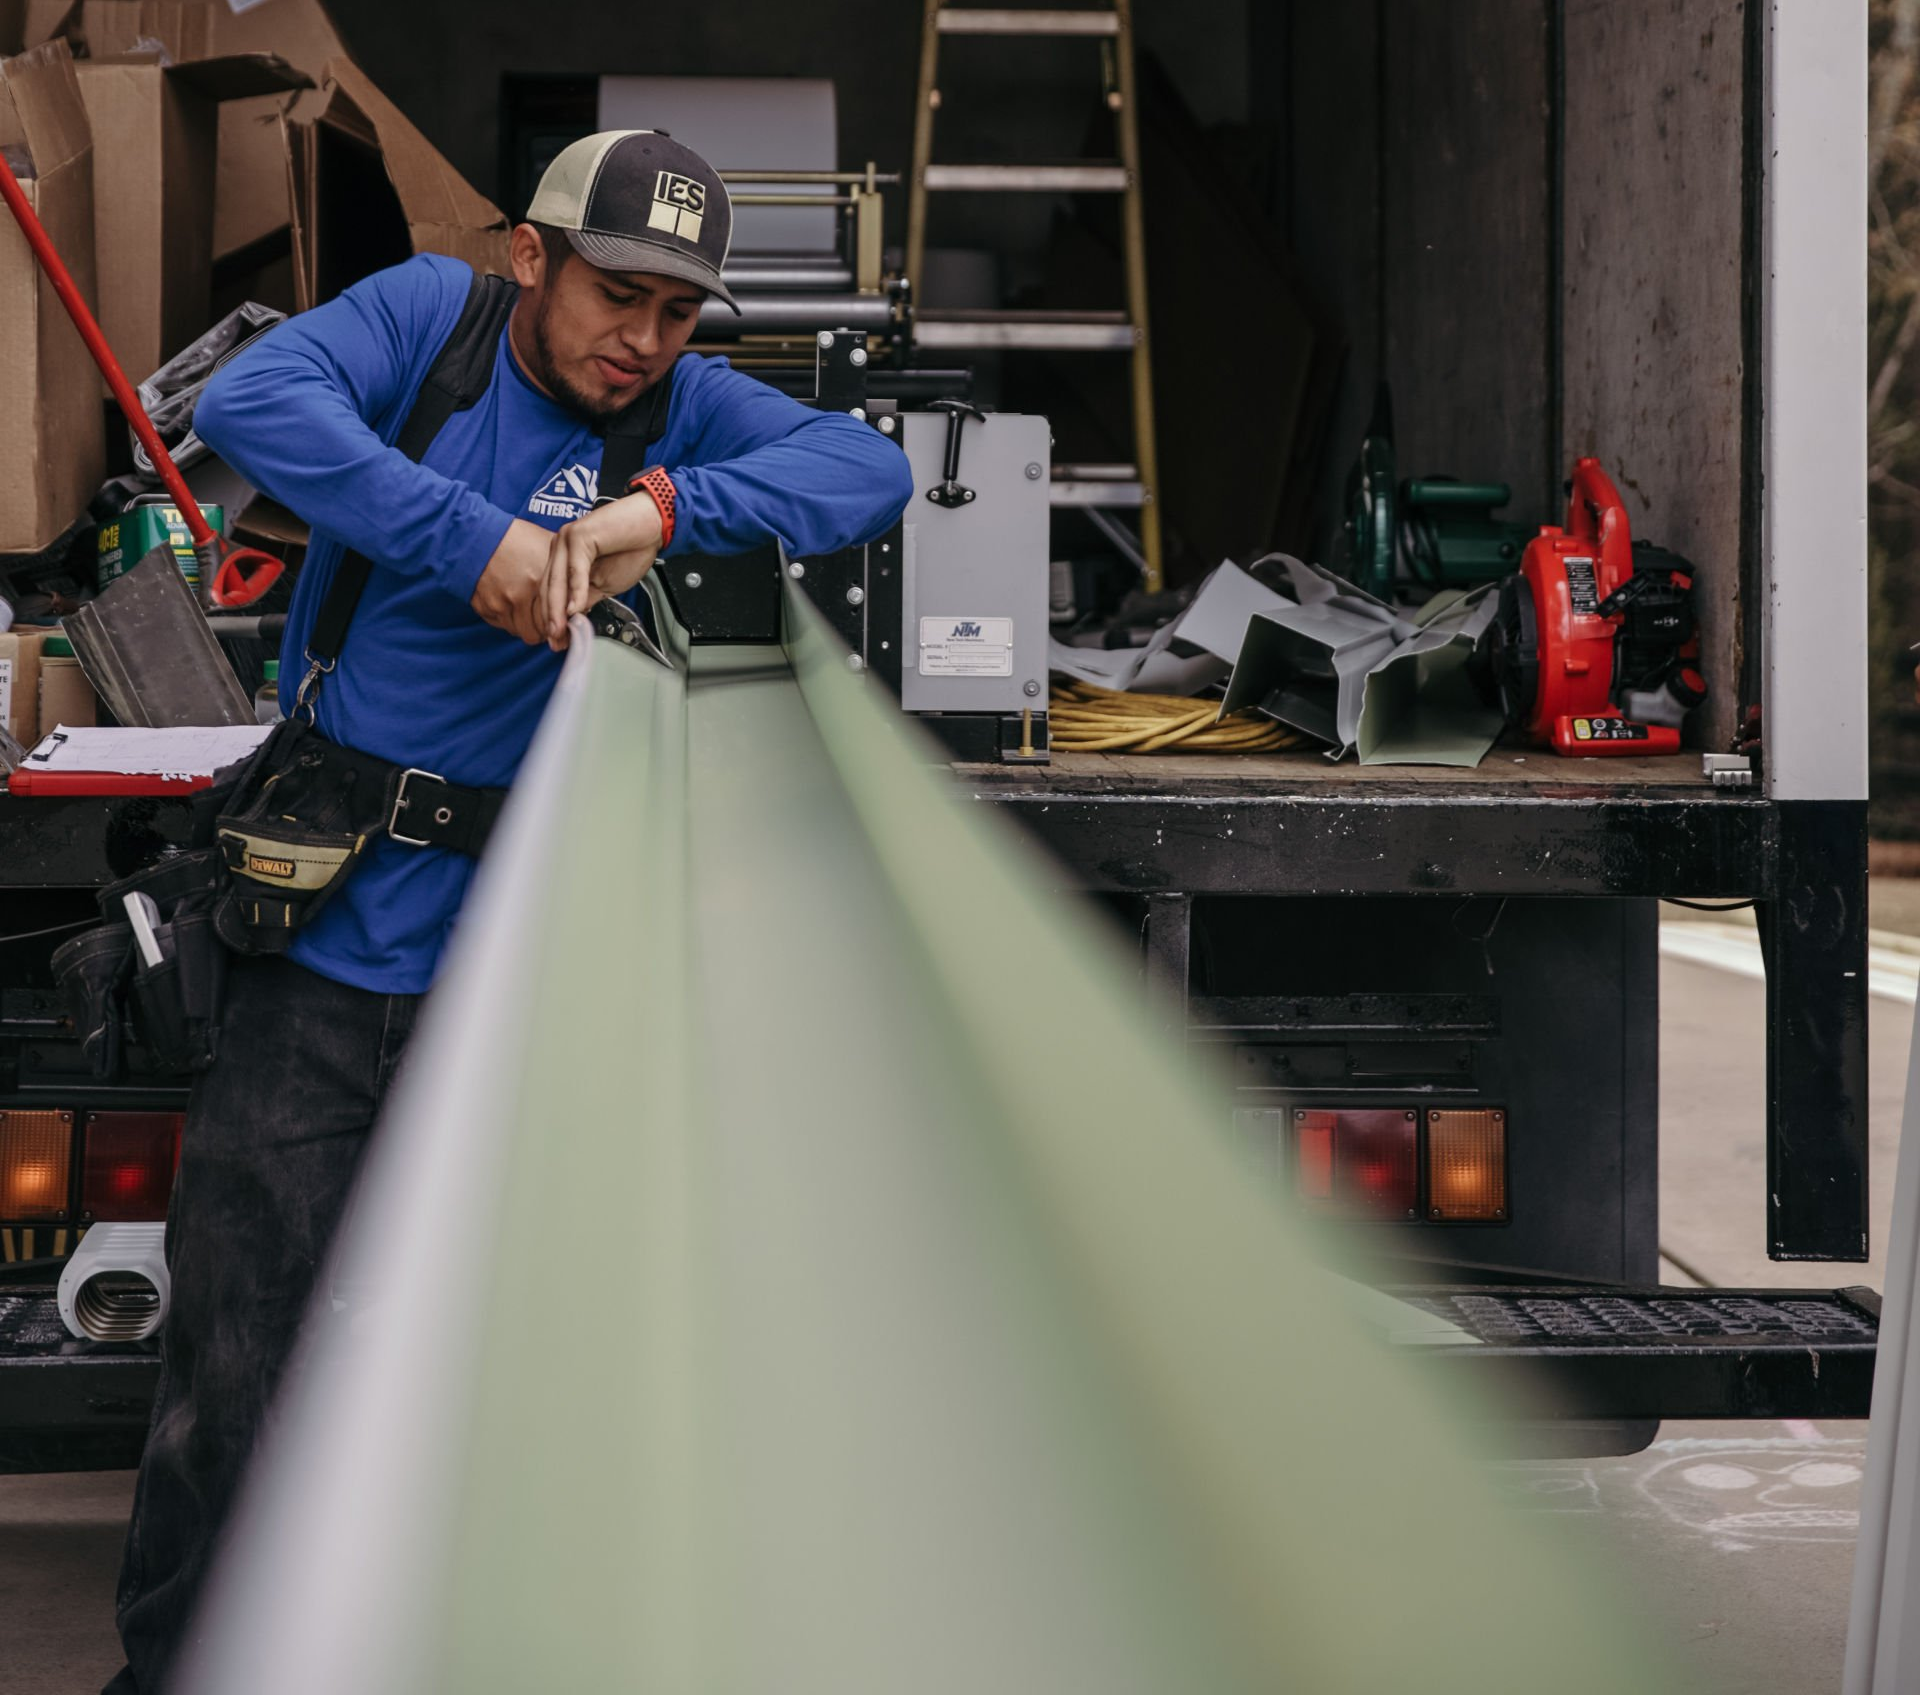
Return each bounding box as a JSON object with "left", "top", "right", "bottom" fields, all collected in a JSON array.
[
  {"left": 263, "top": 659, "right": 280, "bottom": 682},
  {"left": 43, "top": 635, "right": 72, "bottom": 658}
]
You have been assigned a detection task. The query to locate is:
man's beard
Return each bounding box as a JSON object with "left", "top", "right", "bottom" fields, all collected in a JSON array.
[{"left": 527, "top": 289, "right": 634, "bottom": 427}]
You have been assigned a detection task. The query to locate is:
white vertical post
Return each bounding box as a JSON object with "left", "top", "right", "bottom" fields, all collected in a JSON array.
[{"left": 1761, "top": 0, "right": 1868, "bottom": 802}]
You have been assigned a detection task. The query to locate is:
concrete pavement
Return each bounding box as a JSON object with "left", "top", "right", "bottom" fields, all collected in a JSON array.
[
  {"left": 0, "top": 1469, "right": 131, "bottom": 1694},
  {"left": 1499, "top": 926, "right": 1911, "bottom": 1695}
]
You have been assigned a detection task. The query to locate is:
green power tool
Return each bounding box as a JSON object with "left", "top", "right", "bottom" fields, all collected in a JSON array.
[{"left": 1334, "top": 384, "right": 1534, "bottom": 600}]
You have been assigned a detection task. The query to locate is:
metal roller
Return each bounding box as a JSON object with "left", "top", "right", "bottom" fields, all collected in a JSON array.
[
  {"left": 698, "top": 292, "right": 898, "bottom": 336},
  {"left": 721, "top": 256, "right": 857, "bottom": 291}
]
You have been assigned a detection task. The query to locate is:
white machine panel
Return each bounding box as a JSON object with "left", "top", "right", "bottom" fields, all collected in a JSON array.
[{"left": 900, "top": 412, "right": 1051, "bottom": 716}]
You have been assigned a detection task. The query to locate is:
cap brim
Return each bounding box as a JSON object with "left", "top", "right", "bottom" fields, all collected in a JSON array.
[{"left": 565, "top": 228, "right": 740, "bottom": 312}]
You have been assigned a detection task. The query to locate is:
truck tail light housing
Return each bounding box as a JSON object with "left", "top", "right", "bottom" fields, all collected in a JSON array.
[
  {"left": 81, "top": 1112, "right": 184, "bottom": 1223},
  {"left": 0, "top": 1109, "right": 73, "bottom": 1220},
  {"left": 1427, "top": 1108, "right": 1507, "bottom": 1221},
  {"left": 1291, "top": 1108, "right": 1419, "bottom": 1220}
]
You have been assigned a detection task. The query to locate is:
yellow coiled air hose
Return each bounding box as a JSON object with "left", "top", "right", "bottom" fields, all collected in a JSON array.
[{"left": 1047, "top": 678, "right": 1303, "bottom": 754}]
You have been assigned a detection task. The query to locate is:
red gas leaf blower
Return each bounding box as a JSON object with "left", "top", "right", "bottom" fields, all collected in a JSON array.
[{"left": 1488, "top": 458, "right": 1704, "bottom": 755}]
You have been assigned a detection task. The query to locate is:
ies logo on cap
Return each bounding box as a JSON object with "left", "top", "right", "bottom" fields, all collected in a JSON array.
[{"left": 650, "top": 171, "right": 707, "bottom": 243}]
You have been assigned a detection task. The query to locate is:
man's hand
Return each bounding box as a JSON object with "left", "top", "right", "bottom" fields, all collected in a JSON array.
[
  {"left": 541, "top": 490, "right": 667, "bottom": 649},
  {"left": 472, "top": 519, "right": 564, "bottom": 645}
]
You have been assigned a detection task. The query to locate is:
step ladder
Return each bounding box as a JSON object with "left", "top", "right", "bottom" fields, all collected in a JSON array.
[{"left": 906, "top": 2, "right": 1165, "bottom": 591}]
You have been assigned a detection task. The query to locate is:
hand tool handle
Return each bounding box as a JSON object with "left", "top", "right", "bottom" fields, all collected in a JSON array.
[
  {"left": 0, "top": 148, "right": 285, "bottom": 608},
  {"left": 1562, "top": 456, "right": 1627, "bottom": 550},
  {"left": 123, "top": 892, "right": 165, "bottom": 970}
]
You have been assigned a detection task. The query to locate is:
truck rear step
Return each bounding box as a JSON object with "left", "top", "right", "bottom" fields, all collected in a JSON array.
[
  {"left": 0, "top": 1284, "right": 156, "bottom": 1473},
  {"left": 1392, "top": 1285, "right": 1879, "bottom": 1421}
]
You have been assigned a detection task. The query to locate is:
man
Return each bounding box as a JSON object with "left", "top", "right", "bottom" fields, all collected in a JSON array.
[{"left": 104, "top": 130, "right": 912, "bottom": 1693}]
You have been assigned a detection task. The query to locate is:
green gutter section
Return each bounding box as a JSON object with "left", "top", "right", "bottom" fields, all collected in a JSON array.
[{"left": 189, "top": 589, "right": 1672, "bottom": 1693}]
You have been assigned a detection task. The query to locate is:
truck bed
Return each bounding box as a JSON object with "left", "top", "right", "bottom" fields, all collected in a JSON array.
[
  {"left": 958, "top": 744, "right": 1714, "bottom": 794},
  {"left": 955, "top": 742, "right": 1758, "bottom": 902}
]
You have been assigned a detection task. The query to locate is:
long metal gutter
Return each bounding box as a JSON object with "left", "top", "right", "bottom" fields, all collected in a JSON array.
[{"left": 181, "top": 583, "right": 1662, "bottom": 1693}]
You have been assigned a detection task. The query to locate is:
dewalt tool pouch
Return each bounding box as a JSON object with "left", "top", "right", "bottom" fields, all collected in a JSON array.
[{"left": 208, "top": 719, "right": 387, "bottom": 956}]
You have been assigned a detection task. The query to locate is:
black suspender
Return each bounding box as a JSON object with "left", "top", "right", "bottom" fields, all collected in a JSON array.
[
  {"left": 306, "top": 272, "right": 519, "bottom": 671},
  {"left": 597, "top": 368, "right": 677, "bottom": 504},
  {"left": 295, "top": 269, "right": 679, "bottom": 713}
]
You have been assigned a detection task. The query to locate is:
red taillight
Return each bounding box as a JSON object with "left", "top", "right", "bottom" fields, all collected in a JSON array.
[
  {"left": 1291, "top": 1108, "right": 1418, "bottom": 1220},
  {"left": 0, "top": 1109, "right": 73, "bottom": 1220},
  {"left": 1297, "top": 1114, "right": 1335, "bottom": 1199},
  {"left": 81, "top": 1113, "right": 183, "bottom": 1222}
]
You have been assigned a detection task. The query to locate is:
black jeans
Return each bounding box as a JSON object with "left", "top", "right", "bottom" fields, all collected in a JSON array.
[{"left": 103, "top": 953, "right": 423, "bottom": 1695}]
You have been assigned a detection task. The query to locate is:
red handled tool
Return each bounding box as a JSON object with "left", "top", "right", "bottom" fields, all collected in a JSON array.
[{"left": 0, "top": 148, "right": 284, "bottom": 609}]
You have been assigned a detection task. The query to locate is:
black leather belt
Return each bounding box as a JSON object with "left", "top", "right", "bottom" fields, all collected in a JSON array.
[
  {"left": 386, "top": 765, "right": 507, "bottom": 856},
  {"left": 306, "top": 734, "right": 508, "bottom": 858}
]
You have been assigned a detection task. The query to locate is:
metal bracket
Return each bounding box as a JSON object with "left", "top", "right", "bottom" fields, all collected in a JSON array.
[
  {"left": 925, "top": 398, "right": 986, "bottom": 509},
  {"left": 814, "top": 328, "right": 870, "bottom": 415}
]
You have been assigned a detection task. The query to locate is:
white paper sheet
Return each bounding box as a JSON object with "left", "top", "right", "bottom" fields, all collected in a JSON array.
[{"left": 24, "top": 723, "right": 272, "bottom": 776}]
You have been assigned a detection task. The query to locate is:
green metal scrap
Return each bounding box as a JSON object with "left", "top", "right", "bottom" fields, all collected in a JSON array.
[{"left": 185, "top": 582, "right": 1673, "bottom": 1693}]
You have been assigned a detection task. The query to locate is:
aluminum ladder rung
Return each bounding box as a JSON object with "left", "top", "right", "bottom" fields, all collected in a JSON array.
[
  {"left": 923, "top": 163, "right": 1128, "bottom": 193},
  {"left": 936, "top": 8, "right": 1120, "bottom": 35},
  {"left": 915, "top": 311, "right": 1135, "bottom": 352}
]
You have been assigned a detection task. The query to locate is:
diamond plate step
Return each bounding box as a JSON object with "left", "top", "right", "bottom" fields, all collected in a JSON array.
[{"left": 1388, "top": 1284, "right": 1880, "bottom": 1421}]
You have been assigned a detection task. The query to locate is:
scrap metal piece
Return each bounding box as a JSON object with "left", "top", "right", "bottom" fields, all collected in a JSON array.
[
  {"left": 183, "top": 587, "right": 1665, "bottom": 1695},
  {"left": 62, "top": 547, "right": 254, "bottom": 728}
]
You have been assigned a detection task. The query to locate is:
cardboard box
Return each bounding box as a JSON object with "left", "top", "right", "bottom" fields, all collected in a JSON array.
[
  {"left": 0, "top": 41, "right": 105, "bottom": 554},
  {"left": 39, "top": 636, "right": 96, "bottom": 729},
  {"left": 0, "top": 627, "right": 53, "bottom": 747},
  {"left": 70, "top": 0, "right": 345, "bottom": 257},
  {"left": 286, "top": 58, "right": 510, "bottom": 311},
  {"left": 75, "top": 52, "right": 307, "bottom": 382},
  {"left": 3, "top": 3, "right": 78, "bottom": 54}
]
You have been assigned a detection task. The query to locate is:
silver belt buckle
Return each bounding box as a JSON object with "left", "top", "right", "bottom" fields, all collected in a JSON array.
[{"left": 388, "top": 766, "right": 449, "bottom": 848}]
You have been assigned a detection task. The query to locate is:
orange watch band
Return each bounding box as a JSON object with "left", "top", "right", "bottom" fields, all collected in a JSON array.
[{"left": 628, "top": 465, "right": 677, "bottom": 550}]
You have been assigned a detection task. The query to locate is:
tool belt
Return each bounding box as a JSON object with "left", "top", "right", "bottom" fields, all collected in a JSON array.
[
  {"left": 51, "top": 721, "right": 506, "bottom": 1079},
  {"left": 209, "top": 718, "right": 505, "bottom": 949}
]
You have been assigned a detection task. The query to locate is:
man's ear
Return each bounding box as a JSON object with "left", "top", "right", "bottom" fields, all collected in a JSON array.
[{"left": 508, "top": 223, "right": 546, "bottom": 290}]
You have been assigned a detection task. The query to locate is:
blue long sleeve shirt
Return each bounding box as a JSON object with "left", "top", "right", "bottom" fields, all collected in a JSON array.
[{"left": 194, "top": 253, "right": 913, "bottom": 993}]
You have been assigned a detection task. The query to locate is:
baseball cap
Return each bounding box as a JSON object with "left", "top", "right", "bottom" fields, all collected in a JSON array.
[{"left": 527, "top": 130, "right": 739, "bottom": 313}]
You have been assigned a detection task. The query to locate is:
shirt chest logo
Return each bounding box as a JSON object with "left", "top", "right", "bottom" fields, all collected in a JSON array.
[{"left": 528, "top": 462, "right": 599, "bottom": 521}]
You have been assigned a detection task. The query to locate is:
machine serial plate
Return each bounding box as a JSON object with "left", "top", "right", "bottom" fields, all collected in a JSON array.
[{"left": 919, "top": 616, "right": 1014, "bottom": 677}]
